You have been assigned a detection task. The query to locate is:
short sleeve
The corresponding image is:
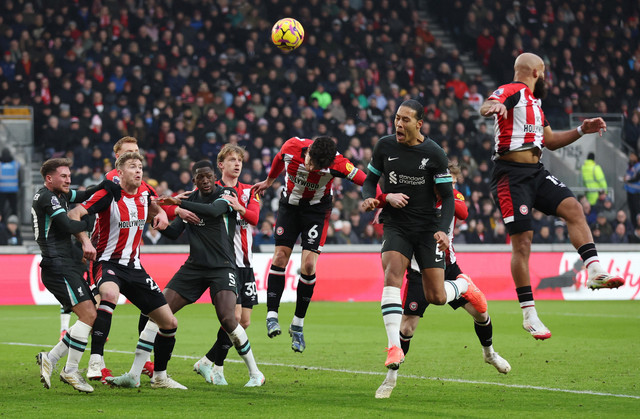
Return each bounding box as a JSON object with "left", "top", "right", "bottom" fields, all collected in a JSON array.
[
  {"left": 329, "top": 154, "right": 359, "bottom": 181},
  {"left": 39, "top": 190, "right": 65, "bottom": 217}
]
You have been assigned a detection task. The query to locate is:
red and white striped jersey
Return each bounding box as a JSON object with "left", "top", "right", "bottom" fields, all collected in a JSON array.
[
  {"left": 437, "top": 189, "right": 468, "bottom": 266},
  {"left": 81, "top": 184, "right": 152, "bottom": 269},
  {"left": 269, "top": 137, "right": 366, "bottom": 206},
  {"left": 488, "top": 82, "right": 549, "bottom": 158},
  {"left": 106, "top": 168, "right": 179, "bottom": 220},
  {"left": 216, "top": 179, "right": 260, "bottom": 268}
]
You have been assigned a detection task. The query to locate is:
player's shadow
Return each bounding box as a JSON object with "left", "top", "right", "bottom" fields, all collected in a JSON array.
[{"left": 536, "top": 259, "right": 583, "bottom": 289}]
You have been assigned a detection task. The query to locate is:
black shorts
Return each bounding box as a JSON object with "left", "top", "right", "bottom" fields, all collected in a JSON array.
[
  {"left": 91, "top": 261, "right": 167, "bottom": 315},
  {"left": 491, "top": 159, "right": 575, "bottom": 235},
  {"left": 402, "top": 262, "right": 467, "bottom": 316},
  {"left": 382, "top": 224, "right": 445, "bottom": 270},
  {"left": 166, "top": 264, "right": 237, "bottom": 304},
  {"left": 236, "top": 267, "right": 258, "bottom": 308},
  {"left": 275, "top": 201, "right": 331, "bottom": 253},
  {"left": 40, "top": 258, "right": 95, "bottom": 312}
]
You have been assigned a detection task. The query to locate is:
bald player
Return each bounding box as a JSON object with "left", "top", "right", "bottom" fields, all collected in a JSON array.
[{"left": 480, "top": 52, "right": 624, "bottom": 341}]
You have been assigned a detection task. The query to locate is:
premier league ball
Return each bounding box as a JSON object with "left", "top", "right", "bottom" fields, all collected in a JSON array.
[{"left": 271, "top": 18, "right": 304, "bottom": 52}]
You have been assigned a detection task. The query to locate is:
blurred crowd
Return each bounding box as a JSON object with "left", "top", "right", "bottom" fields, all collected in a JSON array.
[{"left": 1, "top": 0, "right": 640, "bottom": 246}]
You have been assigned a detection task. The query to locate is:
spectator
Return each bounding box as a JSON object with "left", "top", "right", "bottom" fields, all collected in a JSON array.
[
  {"left": 533, "top": 225, "right": 554, "bottom": 244},
  {"left": 335, "top": 220, "right": 359, "bottom": 245},
  {"left": 253, "top": 220, "right": 275, "bottom": 250},
  {"left": 492, "top": 222, "right": 508, "bottom": 244},
  {"left": 82, "top": 168, "right": 105, "bottom": 188},
  {"left": 360, "top": 224, "right": 381, "bottom": 244},
  {"left": 143, "top": 225, "right": 170, "bottom": 245},
  {"left": 72, "top": 136, "right": 94, "bottom": 169},
  {"left": 201, "top": 132, "right": 221, "bottom": 162},
  {"left": 581, "top": 152, "right": 607, "bottom": 206},
  {"left": 553, "top": 220, "right": 570, "bottom": 244},
  {"left": 624, "top": 112, "right": 640, "bottom": 151},
  {"left": 610, "top": 223, "right": 629, "bottom": 244},
  {"left": 0, "top": 214, "right": 22, "bottom": 246},
  {"left": 579, "top": 195, "right": 598, "bottom": 226},
  {"left": 629, "top": 224, "right": 640, "bottom": 243},
  {"left": 624, "top": 152, "right": 640, "bottom": 227},
  {"left": 594, "top": 196, "right": 616, "bottom": 224},
  {"left": 615, "top": 210, "right": 634, "bottom": 234},
  {"left": 0, "top": 148, "right": 19, "bottom": 220},
  {"left": 591, "top": 212, "right": 613, "bottom": 243}
]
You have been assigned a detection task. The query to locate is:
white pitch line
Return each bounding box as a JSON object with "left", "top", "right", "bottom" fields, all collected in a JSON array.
[
  {"left": 551, "top": 312, "right": 640, "bottom": 319},
  {"left": 5, "top": 341, "right": 638, "bottom": 400}
]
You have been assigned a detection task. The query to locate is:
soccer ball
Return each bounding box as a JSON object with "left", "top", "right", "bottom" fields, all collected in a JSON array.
[{"left": 271, "top": 18, "right": 304, "bottom": 52}]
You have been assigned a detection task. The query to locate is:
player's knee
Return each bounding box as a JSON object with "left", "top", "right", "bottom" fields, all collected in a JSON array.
[
  {"left": 84, "top": 309, "right": 97, "bottom": 325},
  {"left": 474, "top": 311, "right": 489, "bottom": 323},
  {"left": 400, "top": 323, "right": 415, "bottom": 336},
  {"left": 100, "top": 290, "right": 119, "bottom": 304},
  {"left": 301, "top": 260, "right": 316, "bottom": 275},
  {"left": 426, "top": 290, "right": 447, "bottom": 305},
  {"left": 272, "top": 250, "right": 289, "bottom": 266},
  {"left": 159, "top": 315, "right": 178, "bottom": 331},
  {"left": 240, "top": 318, "right": 251, "bottom": 329},
  {"left": 221, "top": 318, "right": 238, "bottom": 332},
  {"left": 384, "top": 272, "right": 404, "bottom": 288},
  {"left": 511, "top": 236, "right": 532, "bottom": 257}
]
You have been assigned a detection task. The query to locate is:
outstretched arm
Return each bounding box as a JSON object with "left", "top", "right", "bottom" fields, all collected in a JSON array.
[
  {"left": 70, "top": 180, "right": 121, "bottom": 203},
  {"left": 545, "top": 118, "right": 607, "bottom": 151}
]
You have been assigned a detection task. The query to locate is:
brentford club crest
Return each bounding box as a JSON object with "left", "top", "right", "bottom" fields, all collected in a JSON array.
[
  {"left": 520, "top": 205, "right": 529, "bottom": 215},
  {"left": 409, "top": 302, "right": 418, "bottom": 311},
  {"left": 139, "top": 196, "right": 146, "bottom": 205},
  {"left": 107, "top": 270, "right": 115, "bottom": 275},
  {"left": 276, "top": 226, "right": 284, "bottom": 236}
]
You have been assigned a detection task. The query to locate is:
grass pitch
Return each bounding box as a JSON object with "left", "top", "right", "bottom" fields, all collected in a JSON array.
[{"left": 1, "top": 300, "right": 638, "bottom": 418}]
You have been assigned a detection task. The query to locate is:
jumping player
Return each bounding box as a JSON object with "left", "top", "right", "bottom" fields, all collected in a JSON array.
[
  {"left": 375, "top": 163, "right": 510, "bottom": 399},
  {"left": 253, "top": 136, "right": 381, "bottom": 353},
  {"left": 480, "top": 52, "right": 624, "bottom": 340},
  {"left": 361, "top": 100, "right": 481, "bottom": 378}
]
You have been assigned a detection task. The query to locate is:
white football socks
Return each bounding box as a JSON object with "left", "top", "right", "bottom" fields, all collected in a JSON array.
[{"left": 381, "top": 286, "right": 402, "bottom": 348}]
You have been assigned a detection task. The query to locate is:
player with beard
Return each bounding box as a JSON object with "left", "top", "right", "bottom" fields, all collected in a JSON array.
[
  {"left": 480, "top": 52, "right": 624, "bottom": 341},
  {"left": 32, "top": 158, "right": 119, "bottom": 393},
  {"left": 374, "top": 163, "right": 510, "bottom": 399},
  {"left": 361, "top": 100, "right": 482, "bottom": 381},
  {"left": 156, "top": 160, "right": 265, "bottom": 387}
]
